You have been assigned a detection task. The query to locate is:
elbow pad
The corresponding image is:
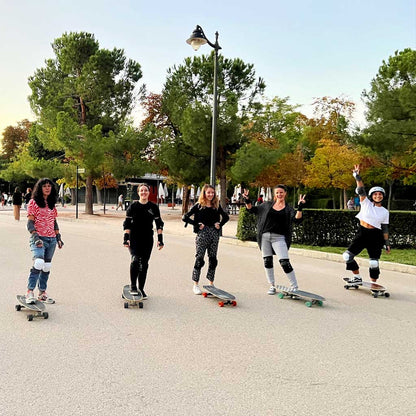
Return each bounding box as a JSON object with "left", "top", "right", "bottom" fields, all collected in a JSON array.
[
  {"left": 381, "top": 224, "right": 389, "bottom": 234},
  {"left": 356, "top": 186, "right": 366, "bottom": 197},
  {"left": 123, "top": 217, "right": 132, "bottom": 230},
  {"left": 27, "top": 219, "right": 36, "bottom": 233}
]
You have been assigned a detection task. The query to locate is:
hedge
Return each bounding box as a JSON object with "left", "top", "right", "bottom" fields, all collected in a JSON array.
[{"left": 237, "top": 208, "right": 416, "bottom": 249}]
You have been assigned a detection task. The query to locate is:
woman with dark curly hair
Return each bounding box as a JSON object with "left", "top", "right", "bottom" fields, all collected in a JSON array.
[{"left": 25, "top": 178, "right": 64, "bottom": 304}]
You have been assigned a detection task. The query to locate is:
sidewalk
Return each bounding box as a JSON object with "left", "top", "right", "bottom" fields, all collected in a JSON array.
[{"left": 2, "top": 202, "right": 415, "bottom": 275}]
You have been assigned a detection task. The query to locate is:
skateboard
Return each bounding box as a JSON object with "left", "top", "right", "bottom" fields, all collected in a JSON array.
[
  {"left": 343, "top": 277, "right": 390, "bottom": 298},
  {"left": 276, "top": 286, "right": 325, "bottom": 307},
  {"left": 15, "top": 295, "right": 49, "bottom": 321},
  {"left": 122, "top": 285, "right": 144, "bottom": 309},
  {"left": 202, "top": 285, "right": 237, "bottom": 307}
]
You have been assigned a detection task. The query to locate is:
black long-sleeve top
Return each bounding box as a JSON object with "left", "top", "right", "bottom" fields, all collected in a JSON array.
[
  {"left": 123, "top": 201, "right": 164, "bottom": 240},
  {"left": 182, "top": 203, "right": 229, "bottom": 234}
]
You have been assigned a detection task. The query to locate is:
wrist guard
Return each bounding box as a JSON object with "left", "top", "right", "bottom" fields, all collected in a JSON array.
[
  {"left": 244, "top": 198, "right": 252, "bottom": 205},
  {"left": 31, "top": 232, "right": 43, "bottom": 247},
  {"left": 123, "top": 233, "right": 130, "bottom": 245},
  {"left": 353, "top": 172, "right": 362, "bottom": 181},
  {"left": 56, "top": 233, "right": 64, "bottom": 247},
  {"left": 297, "top": 202, "right": 305, "bottom": 211},
  {"left": 158, "top": 233, "right": 164, "bottom": 246},
  {"left": 384, "top": 239, "right": 391, "bottom": 248}
]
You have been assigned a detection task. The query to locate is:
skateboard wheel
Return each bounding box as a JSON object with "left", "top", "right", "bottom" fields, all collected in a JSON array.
[
  {"left": 218, "top": 301, "right": 225, "bottom": 307},
  {"left": 202, "top": 292, "right": 208, "bottom": 298},
  {"left": 124, "top": 302, "right": 129, "bottom": 309},
  {"left": 27, "top": 314, "right": 34, "bottom": 321},
  {"left": 277, "top": 293, "right": 285, "bottom": 299},
  {"left": 372, "top": 292, "right": 378, "bottom": 298},
  {"left": 15, "top": 304, "right": 22, "bottom": 311},
  {"left": 139, "top": 302, "right": 144, "bottom": 309},
  {"left": 344, "top": 285, "right": 350, "bottom": 289},
  {"left": 305, "top": 301, "right": 312, "bottom": 307},
  {"left": 231, "top": 301, "right": 237, "bottom": 307},
  {"left": 317, "top": 301, "right": 323, "bottom": 307},
  {"left": 384, "top": 292, "right": 390, "bottom": 298},
  {"left": 43, "top": 312, "right": 49, "bottom": 319}
]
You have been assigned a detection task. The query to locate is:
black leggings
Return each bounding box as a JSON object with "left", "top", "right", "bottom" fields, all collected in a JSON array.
[{"left": 129, "top": 235, "right": 153, "bottom": 291}]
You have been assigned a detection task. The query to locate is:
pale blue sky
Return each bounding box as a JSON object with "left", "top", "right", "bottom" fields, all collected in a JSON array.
[{"left": 0, "top": 0, "right": 415, "bottom": 135}]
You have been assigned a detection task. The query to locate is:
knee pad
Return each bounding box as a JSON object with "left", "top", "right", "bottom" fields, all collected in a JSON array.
[
  {"left": 33, "top": 258, "right": 45, "bottom": 270},
  {"left": 369, "top": 259, "right": 380, "bottom": 279},
  {"left": 263, "top": 256, "right": 273, "bottom": 269},
  {"left": 42, "top": 262, "right": 52, "bottom": 273},
  {"left": 208, "top": 257, "right": 218, "bottom": 269},
  {"left": 369, "top": 259, "right": 379, "bottom": 269},
  {"left": 279, "top": 259, "right": 293, "bottom": 274},
  {"left": 131, "top": 255, "right": 143, "bottom": 272},
  {"left": 343, "top": 250, "right": 354, "bottom": 263},
  {"left": 194, "top": 257, "right": 205, "bottom": 270},
  {"left": 343, "top": 251, "right": 359, "bottom": 271}
]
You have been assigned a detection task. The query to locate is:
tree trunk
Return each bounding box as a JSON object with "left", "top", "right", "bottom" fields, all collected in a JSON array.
[
  {"left": 182, "top": 186, "right": 190, "bottom": 215},
  {"left": 218, "top": 146, "right": 227, "bottom": 208},
  {"left": 387, "top": 180, "right": 393, "bottom": 211},
  {"left": 85, "top": 175, "right": 94, "bottom": 214}
]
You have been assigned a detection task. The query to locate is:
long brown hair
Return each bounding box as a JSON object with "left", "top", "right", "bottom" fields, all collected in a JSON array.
[{"left": 198, "top": 184, "right": 219, "bottom": 209}]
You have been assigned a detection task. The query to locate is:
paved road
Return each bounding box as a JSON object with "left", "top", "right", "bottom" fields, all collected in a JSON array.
[{"left": 0, "top": 209, "right": 415, "bottom": 415}]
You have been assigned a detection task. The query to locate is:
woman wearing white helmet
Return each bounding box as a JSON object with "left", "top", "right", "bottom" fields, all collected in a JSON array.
[{"left": 343, "top": 164, "right": 391, "bottom": 284}]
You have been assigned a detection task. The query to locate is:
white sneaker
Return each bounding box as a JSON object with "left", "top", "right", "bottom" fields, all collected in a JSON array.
[
  {"left": 193, "top": 285, "right": 202, "bottom": 295},
  {"left": 267, "top": 286, "right": 276, "bottom": 295},
  {"left": 26, "top": 290, "right": 36, "bottom": 304}
]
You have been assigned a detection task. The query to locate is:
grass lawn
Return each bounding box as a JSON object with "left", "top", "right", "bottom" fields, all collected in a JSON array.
[{"left": 292, "top": 244, "right": 416, "bottom": 267}]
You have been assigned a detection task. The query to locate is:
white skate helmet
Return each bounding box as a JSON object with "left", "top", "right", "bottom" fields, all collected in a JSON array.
[{"left": 368, "top": 186, "right": 385, "bottom": 201}]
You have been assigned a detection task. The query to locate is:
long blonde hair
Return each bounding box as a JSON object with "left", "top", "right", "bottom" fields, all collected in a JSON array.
[{"left": 198, "top": 184, "right": 219, "bottom": 209}]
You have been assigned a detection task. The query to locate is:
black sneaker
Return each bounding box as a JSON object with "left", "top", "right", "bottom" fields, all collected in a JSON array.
[
  {"left": 129, "top": 287, "right": 139, "bottom": 295},
  {"left": 141, "top": 290, "right": 148, "bottom": 300},
  {"left": 347, "top": 276, "right": 362, "bottom": 285}
]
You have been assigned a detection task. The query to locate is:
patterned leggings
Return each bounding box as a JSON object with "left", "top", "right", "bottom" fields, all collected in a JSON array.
[{"left": 192, "top": 227, "right": 220, "bottom": 283}]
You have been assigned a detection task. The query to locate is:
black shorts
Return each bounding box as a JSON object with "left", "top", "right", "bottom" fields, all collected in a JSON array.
[{"left": 348, "top": 226, "right": 384, "bottom": 259}]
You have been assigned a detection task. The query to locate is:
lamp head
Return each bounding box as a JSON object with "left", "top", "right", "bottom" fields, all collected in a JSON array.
[{"left": 186, "top": 25, "right": 207, "bottom": 51}]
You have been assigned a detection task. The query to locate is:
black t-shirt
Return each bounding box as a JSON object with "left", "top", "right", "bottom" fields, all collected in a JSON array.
[{"left": 263, "top": 207, "right": 289, "bottom": 235}]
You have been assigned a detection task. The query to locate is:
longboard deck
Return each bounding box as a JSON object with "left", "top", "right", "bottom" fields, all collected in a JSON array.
[
  {"left": 122, "top": 285, "right": 144, "bottom": 309},
  {"left": 16, "top": 295, "right": 48, "bottom": 321},
  {"left": 276, "top": 285, "right": 325, "bottom": 307},
  {"left": 342, "top": 277, "right": 390, "bottom": 298},
  {"left": 202, "top": 285, "right": 237, "bottom": 307}
]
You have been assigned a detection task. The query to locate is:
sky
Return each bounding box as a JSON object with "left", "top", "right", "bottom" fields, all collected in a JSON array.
[{"left": 0, "top": 0, "right": 415, "bottom": 136}]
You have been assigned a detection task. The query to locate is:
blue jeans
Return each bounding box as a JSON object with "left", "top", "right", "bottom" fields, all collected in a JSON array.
[{"left": 27, "top": 236, "right": 57, "bottom": 291}]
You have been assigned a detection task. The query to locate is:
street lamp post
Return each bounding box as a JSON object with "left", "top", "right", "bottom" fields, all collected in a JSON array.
[{"left": 186, "top": 25, "right": 222, "bottom": 186}]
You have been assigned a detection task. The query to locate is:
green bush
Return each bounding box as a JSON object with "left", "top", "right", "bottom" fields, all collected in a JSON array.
[
  {"left": 236, "top": 207, "right": 257, "bottom": 241},
  {"left": 237, "top": 208, "right": 416, "bottom": 249}
]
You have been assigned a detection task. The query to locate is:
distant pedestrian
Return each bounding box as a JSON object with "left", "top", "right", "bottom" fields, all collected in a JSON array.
[
  {"left": 24, "top": 188, "right": 32, "bottom": 209},
  {"left": 116, "top": 194, "right": 124, "bottom": 210},
  {"left": 354, "top": 195, "right": 360, "bottom": 210},
  {"left": 25, "top": 178, "right": 64, "bottom": 304},
  {"left": 12, "top": 187, "right": 23, "bottom": 221},
  {"left": 347, "top": 197, "right": 355, "bottom": 210}
]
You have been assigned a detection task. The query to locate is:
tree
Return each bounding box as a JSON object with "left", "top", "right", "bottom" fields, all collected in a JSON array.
[
  {"left": 304, "top": 139, "right": 362, "bottom": 209},
  {"left": 231, "top": 96, "right": 305, "bottom": 185},
  {"left": 28, "top": 32, "right": 144, "bottom": 214},
  {"left": 362, "top": 48, "right": 416, "bottom": 186},
  {"left": 154, "top": 53, "right": 265, "bottom": 207},
  {"left": 1, "top": 120, "right": 31, "bottom": 160}
]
